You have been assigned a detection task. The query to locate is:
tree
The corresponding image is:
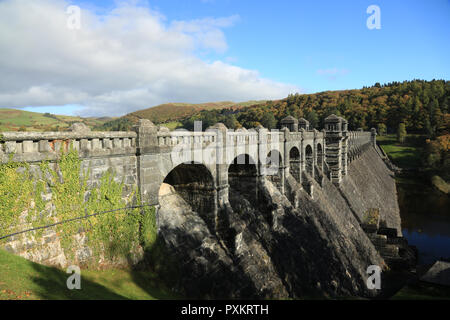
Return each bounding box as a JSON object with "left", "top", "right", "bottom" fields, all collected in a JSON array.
[
  {"left": 223, "top": 114, "right": 240, "bottom": 130},
  {"left": 260, "top": 112, "right": 277, "bottom": 129},
  {"left": 305, "top": 110, "right": 319, "bottom": 129},
  {"left": 377, "top": 123, "right": 387, "bottom": 135},
  {"left": 397, "top": 123, "right": 407, "bottom": 143}
]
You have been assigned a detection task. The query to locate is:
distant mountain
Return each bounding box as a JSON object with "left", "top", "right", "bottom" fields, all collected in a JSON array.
[{"left": 0, "top": 108, "right": 114, "bottom": 132}]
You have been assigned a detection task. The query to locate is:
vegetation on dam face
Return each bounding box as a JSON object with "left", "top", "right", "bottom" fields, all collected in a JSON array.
[{"left": 0, "top": 146, "right": 157, "bottom": 267}]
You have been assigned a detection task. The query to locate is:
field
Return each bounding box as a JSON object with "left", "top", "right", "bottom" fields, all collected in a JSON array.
[
  {"left": 0, "top": 249, "right": 177, "bottom": 300},
  {"left": 160, "top": 121, "right": 183, "bottom": 130},
  {"left": 0, "top": 108, "right": 112, "bottom": 132},
  {"left": 376, "top": 134, "right": 424, "bottom": 169}
]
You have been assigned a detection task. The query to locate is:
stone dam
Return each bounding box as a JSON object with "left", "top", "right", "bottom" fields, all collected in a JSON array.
[{"left": 0, "top": 115, "right": 416, "bottom": 299}]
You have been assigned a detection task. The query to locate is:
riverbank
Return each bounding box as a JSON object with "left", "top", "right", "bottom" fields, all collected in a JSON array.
[{"left": 377, "top": 134, "right": 450, "bottom": 299}]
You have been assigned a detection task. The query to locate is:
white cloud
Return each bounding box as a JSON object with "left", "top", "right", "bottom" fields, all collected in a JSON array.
[{"left": 0, "top": 0, "right": 300, "bottom": 116}]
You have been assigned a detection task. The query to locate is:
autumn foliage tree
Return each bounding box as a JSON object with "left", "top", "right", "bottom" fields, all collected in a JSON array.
[{"left": 181, "top": 80, "right": 449, "bottom": 138}]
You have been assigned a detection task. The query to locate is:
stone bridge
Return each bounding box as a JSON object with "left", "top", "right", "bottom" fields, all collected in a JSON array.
[{"left": 0, "top": 114, "right": 376, "bottom": 233}]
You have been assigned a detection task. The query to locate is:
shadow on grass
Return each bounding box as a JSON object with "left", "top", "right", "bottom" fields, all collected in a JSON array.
[{"left": 29, "top": 262, "right": 127, "bottom": 300}]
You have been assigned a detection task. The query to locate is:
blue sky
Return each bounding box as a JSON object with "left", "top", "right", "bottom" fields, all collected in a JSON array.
[
  {"left": 80, "top": 0, "right": 450, "bottom": 92},
  {"left": 2, "top": 0, "right": 449, "bottom": 116}
]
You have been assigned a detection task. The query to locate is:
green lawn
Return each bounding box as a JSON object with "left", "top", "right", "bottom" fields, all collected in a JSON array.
[
  {"left": 159, "top": 121, "right": 182, "bottom": 130},
  {"left": 377, "top": 134, "right": 424, "bottom": 169},
  {"left": 0, "top": 249, "right": 178, "bottom": 300}
]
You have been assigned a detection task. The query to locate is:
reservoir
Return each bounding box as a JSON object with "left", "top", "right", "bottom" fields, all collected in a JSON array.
[{"left": 397, "top": 172, "right": 450, "bottom": 265}]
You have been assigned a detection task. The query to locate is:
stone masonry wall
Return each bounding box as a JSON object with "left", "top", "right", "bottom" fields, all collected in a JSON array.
[
  {"left": 0, "top": 126, "right": 139, "bottom": 267},
  {"left": 339, "top": 146, "right": 402, "bottom": 235}
]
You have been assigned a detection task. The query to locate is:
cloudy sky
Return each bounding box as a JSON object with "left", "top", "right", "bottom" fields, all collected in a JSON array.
[{"left": 0, "top": 0, "right": 449, "bottom": 116}]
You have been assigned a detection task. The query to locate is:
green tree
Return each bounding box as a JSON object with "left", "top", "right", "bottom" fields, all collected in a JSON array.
[
  {"left": 397, "top": 123, "right": 407, "bottom": 143},
  {"left": 223, "top": 114, "right": 240, "bottom": 129},
  {"left": 377, "top": 123, "right": 387, "bottom": 135},
  {"left": 305, "top": 110, "right": 319, "bottom": 129},
  {"left": 260, "top": 112, "right": 277, "bottom": 129}
]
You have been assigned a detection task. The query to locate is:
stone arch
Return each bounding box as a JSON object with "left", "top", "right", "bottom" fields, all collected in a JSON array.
[
  {"left": 228, "top": 154, "right": 258, "bottom": 209},
  {"left": 305, "top": 144, "right": 314, "bottom": 176},
  {"left": 158, "top": 161, "right": 216, "bottom": 231},
  {"left": 316, "top": 143, "right": 323, "bottom": 170},
  {"left": 266, "top": 150, "right": 283, "bottom": 191},
  {"left": 289, "top": 146, "right": 301, "bottom": 183}
]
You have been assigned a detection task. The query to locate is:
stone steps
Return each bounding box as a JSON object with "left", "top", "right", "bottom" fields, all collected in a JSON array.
[{"left": 361, "top": 222, "right": 417, "bottom": 270}]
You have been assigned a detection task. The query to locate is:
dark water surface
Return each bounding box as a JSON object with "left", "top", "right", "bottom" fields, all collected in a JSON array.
[{"left": 397, "top": 173, "right": 450, "bottom": 264}]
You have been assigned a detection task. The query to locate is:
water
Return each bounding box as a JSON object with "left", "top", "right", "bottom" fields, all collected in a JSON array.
[{"left": 397, "top": 174, "right": 450, "bottom": 265}]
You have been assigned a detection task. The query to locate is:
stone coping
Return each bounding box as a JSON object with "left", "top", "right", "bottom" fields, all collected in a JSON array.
[{"left": 0, "top": 131, "right": 137, "bottom": 141}]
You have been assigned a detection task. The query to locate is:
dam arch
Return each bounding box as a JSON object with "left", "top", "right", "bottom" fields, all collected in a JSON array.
[
  {"left": 317, "top": 143, "right": 323, "bottom": 171},
  {"left": 158, "top": 161, "right": 217, "bottom": 231},
  {"left": 266, "top": 150, "right": 284, "bottom": 192},
  {"left": 228, "top": 154, "right": 258, "bottom": 209},
  {"left": 289, "top": 147, "right": 301, "bottom": 183},
  {"left": 305, "top": 144, "right": 314, "bottom": 176}
]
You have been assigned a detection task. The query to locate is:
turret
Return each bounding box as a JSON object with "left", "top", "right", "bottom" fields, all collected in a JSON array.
[{"left": 280, "top": 116, "right": 298, "bottom": 132}]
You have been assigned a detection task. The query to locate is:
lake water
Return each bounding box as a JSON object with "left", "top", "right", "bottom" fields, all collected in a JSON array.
[{"left": 397, "top": 176, "right": 450, "bottom": 265}]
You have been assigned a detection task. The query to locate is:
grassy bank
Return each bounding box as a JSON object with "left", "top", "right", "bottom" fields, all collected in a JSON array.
[
  {"left": 0, "top": 249, "right": 178, "bottom": 300},
  {"left": 377, "top": 134, "right": 424, "bottom": 169},
  {"left": 391, "top": 281, "right": 450, "bottom": 300}
]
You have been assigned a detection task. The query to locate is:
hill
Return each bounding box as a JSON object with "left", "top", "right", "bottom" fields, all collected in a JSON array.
[
  {"left": 0, "top": 109, "right": 114, "bottom": 132},
  {"left": 98, "top": 100, "right": 266, "bottom": 131},
  {"left": 125, "top": 101, "right": 265, "bottom": 123},
  {"left": 181, "top": 80, "right": 449, "bottom": 134}
]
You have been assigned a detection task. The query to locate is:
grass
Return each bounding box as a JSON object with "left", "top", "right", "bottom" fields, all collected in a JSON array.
[
  {"left": 0, "top": 249, "right": 178, "bottom": 300},
  {"left": 431, "top": 175, "right": 450, "bottom": 194},
  {"left": 0, "top": 108, "right": 112, "bottom": 132},
  {"left": 377, "top": 134, "right": 424, "bottom": 169},
  {"left": 391, "top": 281, "right": 450, "bottom": 300},
  {"left": 160, "top": 121, "right": 182, "bottom": 130}
]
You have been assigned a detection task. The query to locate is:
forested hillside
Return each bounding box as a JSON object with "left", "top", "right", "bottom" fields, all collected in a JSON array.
[{"left": 182, "top": 80, "right": 449, "bottom": 136}]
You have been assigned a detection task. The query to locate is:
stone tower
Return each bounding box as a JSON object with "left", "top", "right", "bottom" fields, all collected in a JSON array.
[
  {"left": 324, "top": 114, "right": 345, "bottom": 185},
  {"left": 280, "top": 116, "right": 298, "bottom": 132}
]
